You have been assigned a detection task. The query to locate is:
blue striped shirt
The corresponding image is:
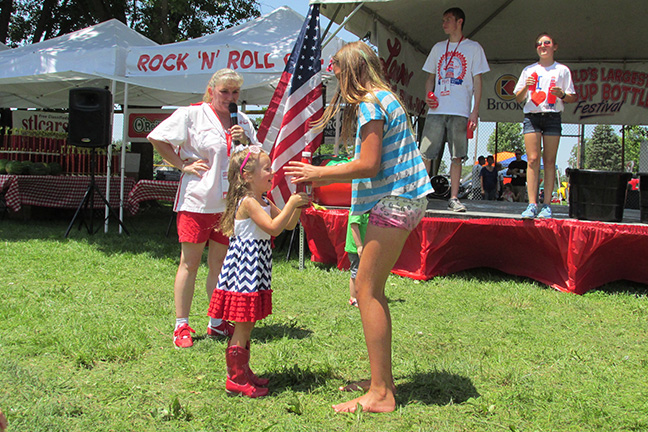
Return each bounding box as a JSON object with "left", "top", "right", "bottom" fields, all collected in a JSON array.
[{"left": 350, "top": 90, "right": 432, "bottom": 215}]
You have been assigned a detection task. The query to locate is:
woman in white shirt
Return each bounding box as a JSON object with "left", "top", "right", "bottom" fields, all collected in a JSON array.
[
  {"left": 514, "top": 33, "right": 576, "bottom": 219},
  {"left": 148, "top": 69, "right": 260, "bottom": 348}
]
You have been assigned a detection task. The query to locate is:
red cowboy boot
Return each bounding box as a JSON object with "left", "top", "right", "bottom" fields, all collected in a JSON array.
[{"left": 225, "top": 345, "right": 268, "bottom": 398}]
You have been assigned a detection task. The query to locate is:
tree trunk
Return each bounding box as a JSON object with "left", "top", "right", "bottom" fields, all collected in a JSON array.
[
  {"left": 0, "top": 0, "right": 12, "bottom": 44},
  {"left": 32, "top": 0, "right": 57, "bottom": 43},
  {"left": 157, "top": 0, "right": 172, "bottom": 44}
]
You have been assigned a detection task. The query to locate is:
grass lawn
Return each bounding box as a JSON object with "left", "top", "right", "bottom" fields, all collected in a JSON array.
[{"left": 1, "top": 204, "right": 647, "bottom": 431}]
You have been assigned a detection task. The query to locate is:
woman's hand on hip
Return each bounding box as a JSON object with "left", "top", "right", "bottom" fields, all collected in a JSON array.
[{"left": 182, "top": 159, "right": 210, "bottom": 177}]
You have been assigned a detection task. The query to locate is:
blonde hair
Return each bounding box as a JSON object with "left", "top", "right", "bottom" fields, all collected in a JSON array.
[
  {"left": 313, "top": 41, "right": 410, "bottom": 144},
  {"left": 202, "top": 69, "right": 244, "bottom": 102},
  {"left": 219, "top": 148, "right": 265, "bottom": 236}
]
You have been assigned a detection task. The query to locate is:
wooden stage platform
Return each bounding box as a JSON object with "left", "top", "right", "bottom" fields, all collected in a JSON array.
[{"left": 300, "top": 198, "right": 648, "bottom": 295}]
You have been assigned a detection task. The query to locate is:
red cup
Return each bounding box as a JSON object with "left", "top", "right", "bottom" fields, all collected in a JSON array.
[{"left": 466, "top": 122, "right": 474, "bottom": 139}]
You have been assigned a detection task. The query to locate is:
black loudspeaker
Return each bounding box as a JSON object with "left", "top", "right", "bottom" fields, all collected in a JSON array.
[{"left": 68, "top": 87, "right": 112, "bottom": 148}]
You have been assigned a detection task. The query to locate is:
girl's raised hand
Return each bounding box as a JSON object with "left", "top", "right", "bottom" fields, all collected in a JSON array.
[
  {"left": 285, "top": 161, "right": 319, "bottom": 184},
  {"left": 288, "top": 192, "right": 310, "bottom": 208}
]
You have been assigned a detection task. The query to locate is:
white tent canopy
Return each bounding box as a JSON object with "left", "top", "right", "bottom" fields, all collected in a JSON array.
[
  {"left": 0, "top": 7, "right": 344, "bottom": 109},
  {"left": 0, "top": 42, "right": 8, "bottom": 51},
  {"left": 0, "top": 19, "right": 159, "bottom": 108},
  {"left": 313, "top": 0, "right": 648, "bottom": 125},
  {"left": 123, "top": 6, "right": 344, "bottom": 106}
]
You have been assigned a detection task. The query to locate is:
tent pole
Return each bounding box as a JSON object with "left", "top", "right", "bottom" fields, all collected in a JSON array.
[
  {"left": 321, "top": 4, "right": 343, "bottom": 41},
  {"left": 105, "top": 80, "right": 117, "bottom": 233},
  {"left": 119, "top": 83, "right": 129, "bottom": 234},
  {"left": 322, "top": 2, "right": 364, "bottom": 48}
]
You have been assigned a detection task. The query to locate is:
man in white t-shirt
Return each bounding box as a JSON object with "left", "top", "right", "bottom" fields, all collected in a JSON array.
[{"left": 420, "top": 7, "right": 489, "bottom": 212}]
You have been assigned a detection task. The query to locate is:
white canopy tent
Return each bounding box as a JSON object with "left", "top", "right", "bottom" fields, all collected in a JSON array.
[
  {"left": 0, "top": 7, "right": 344, "bottom": 109},
  {"left": 312, "top": 0, "right": 648, "bottom": 125},
  {"left": 0, "top": 19, "right": 159, "bottom": 108},
  {"left": 0, "top": 42, "right": 8, "bottom": 51},
  {"left": 122, "top": 6, "right": 345, "bottom": 106},
  {"left": 0, "top": 7, "right": 345, "bottom": 232}
]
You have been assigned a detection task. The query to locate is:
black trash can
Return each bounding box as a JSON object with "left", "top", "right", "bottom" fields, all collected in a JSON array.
[{"left": 567, "top": 169, "right": 632, "bottom": 222}]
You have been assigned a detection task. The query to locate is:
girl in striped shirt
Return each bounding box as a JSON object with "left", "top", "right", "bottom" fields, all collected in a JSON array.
[{"left": 286, "top": 41, "right": 431, "bottom": 413}]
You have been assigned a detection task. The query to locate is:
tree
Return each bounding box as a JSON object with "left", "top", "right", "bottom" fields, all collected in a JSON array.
[
  {"left": 622, "top": 125, "right": 647, "bottom": 173},
  {"left": 1, "top": 0, "right": 260, "bottom": 46},
  {"left": 567, "top": 141, "right": 581, "bottom": 169},
  {"left": 486, "top": 122, "right": 524, "bottom": 154},
  {"left": 584, "top": 124, "right": 621, "bottom": 171}
]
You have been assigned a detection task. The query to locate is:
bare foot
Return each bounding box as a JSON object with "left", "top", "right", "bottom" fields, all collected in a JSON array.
[{"left": 333, "top": 389, "right": 396, "bottom": 413}]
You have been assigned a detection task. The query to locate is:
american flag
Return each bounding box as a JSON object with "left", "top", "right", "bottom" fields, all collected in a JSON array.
[{"left": 257, "top": 4, "right": 324, "bottom": 208}]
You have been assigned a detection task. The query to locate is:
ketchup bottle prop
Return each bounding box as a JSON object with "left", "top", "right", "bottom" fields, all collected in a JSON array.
[
  {"left": 546, "top": 77, "right": 557, "bottom": 104},
  {"left": 296, "top": 151, "right": 312, "bottom": 207},
  {"left": 529, "top": 72, "right": 538, "bottom": 92},
  {"left": 427, "top": 91, "right": 439, "bottom": 109}
]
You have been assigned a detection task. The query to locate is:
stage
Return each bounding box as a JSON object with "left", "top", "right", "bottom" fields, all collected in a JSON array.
[{"left": 299, "top": 199, "right": 648, "bottom": 295}]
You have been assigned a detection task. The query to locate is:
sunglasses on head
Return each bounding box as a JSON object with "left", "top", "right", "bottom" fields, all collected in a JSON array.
[
  {"left": 240, "top": 145, "right": 262, "bottom": 175},
  {"left": 326, "top": 57, "right": 339, "bottom": 72},
  {"left": 535, "top": 40, "right": 552, "bottom": 47}
]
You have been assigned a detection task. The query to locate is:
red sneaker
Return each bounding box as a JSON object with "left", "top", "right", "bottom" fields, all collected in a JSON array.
[
  {"left": 207, "top": 320, "right": 234, "bottom": 338},
  {"left": 173, "top": 323, "right": 195, "bottom": 348}
]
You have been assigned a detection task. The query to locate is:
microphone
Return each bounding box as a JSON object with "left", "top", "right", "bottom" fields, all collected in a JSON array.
[{"left": 228, "top": 102, "right": 239, "bottom": 146}]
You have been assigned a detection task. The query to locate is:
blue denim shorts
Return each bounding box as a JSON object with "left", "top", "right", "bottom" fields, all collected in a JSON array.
[{"left": 523, "top": 112, "right": 562, "bottom": 136}]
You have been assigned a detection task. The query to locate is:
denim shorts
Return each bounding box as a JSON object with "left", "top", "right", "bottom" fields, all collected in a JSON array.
[
  {"left": 368, "top": 196, "right": 426, "bottom": 232},
  {"left": 420, "top": 114, "right": 468, "bottom": 161},
  {"left": 523, "top": 112, "right": 562, "bottom": 136}
]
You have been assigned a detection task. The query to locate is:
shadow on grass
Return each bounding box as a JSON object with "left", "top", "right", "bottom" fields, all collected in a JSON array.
[
  {"left": 587, "top": 280, "right": 648, "bottom": 296},
  {"left": 264, "top": 364, "right": 335, "bottom": 394},
  {"left": 433, "top": 267, "right": 648, "bottom": 296},
  {"left": 0, "top": 204, "right": 183, "bottom": 260},
  {"left": 252, "top": 323, "right": 313, "bottom": 342},
  {"left": 396, "top": 370, "right": 480, "bottom": 406}
]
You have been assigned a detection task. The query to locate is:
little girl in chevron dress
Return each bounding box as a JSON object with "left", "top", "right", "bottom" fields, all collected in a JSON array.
[{"left": 208, "top": 146, "right": 309, "bottom": 398}]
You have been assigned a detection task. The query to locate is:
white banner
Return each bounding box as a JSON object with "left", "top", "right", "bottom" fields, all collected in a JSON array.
[
  {"left": 127, "top": 45, "right": 290, "bottom": 78},
  {"left": 373, "top": 21, "right": 428, "bottom": 115},
  {"left": 481, "top": 63, "right": 648, "bottom": 125},
  {"left": 12, "top": 110, "right": 68, "bottom": 133}
]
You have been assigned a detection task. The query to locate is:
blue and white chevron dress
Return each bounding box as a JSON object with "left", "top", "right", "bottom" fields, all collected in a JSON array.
[{"left": 208, "top": 199, "right": 273, "bottom": 322}]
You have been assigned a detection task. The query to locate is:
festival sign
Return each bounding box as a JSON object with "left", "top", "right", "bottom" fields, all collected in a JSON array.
[
  {"left": 11, "top": 110, "right": 68, "bottom": 133},
  {"left": 481, "top": 63, "right": 648, "bottom": 125}
]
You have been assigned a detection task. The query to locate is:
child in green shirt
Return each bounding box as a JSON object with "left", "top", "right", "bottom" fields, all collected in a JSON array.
[{"left": 344, "top": 212, "right": 369, "bottom": 307}]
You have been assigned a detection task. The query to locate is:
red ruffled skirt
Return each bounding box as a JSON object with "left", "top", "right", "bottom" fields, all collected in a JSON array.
[{"left": 208, "top": 289, "right": 272, "bottom": 322}]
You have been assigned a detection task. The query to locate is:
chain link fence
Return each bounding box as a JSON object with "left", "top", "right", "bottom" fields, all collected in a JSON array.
[{"left": 415, "top": 120, "right": 647, "bottom": 208}]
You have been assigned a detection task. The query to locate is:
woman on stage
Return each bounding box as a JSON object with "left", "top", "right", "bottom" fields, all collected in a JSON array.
[{"left": 514, "top": 33, "right": 576, "bottom": 219}]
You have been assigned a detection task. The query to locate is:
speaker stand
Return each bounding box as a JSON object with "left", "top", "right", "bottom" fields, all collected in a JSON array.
[{"left": 64, "top": 148, "right": 130, "bottom": 238}]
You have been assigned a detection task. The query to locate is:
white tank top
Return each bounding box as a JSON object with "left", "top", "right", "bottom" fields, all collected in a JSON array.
[{"left": 234, "top": 197, "right": 271, "bottom": 241}]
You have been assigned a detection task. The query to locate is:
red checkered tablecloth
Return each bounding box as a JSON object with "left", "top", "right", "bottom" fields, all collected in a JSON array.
[
  {"left": 126, "top": 179, "right": 179, "bottom": 215},
  {"left": 0, "top": 175, "right": 135, "bottom": 212}
]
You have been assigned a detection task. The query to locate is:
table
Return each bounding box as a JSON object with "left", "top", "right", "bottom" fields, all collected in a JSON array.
[
  {"left": 126, "top": 179, "right": 179, "bottom": 215},
  {"left": 300, "top": 207, "right": 648, "bottom": 294},
  {"left": 0, "top": 175, "right": 135, "bottom": 213}
]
